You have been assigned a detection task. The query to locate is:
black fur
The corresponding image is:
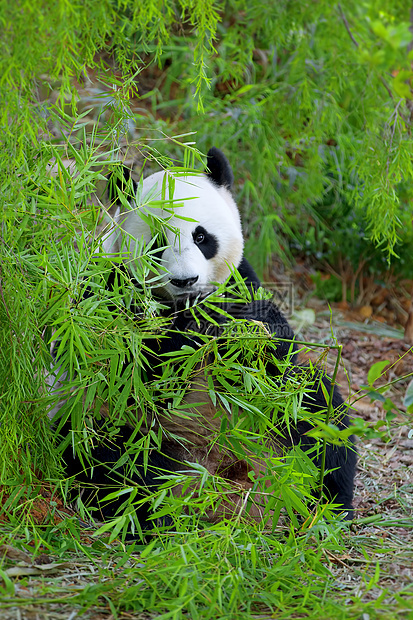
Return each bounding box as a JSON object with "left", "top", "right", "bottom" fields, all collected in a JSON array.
[
  {"left": 237, "top": 257, "right": 261, "bottom": 289},
  {"left": 206, "top": 147, "right": 234, "bottom": 189},
  {"left": 61, "top": 423, "right": 177, "bottom": 529},
  {"left": 192, "top": 225, "right": 219, "bottom": 260}
]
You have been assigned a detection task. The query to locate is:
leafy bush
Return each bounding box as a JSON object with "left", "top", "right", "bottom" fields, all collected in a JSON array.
[
  {"left": 2, "top": 4, "right": 413, "bottom": 615},
  {"left": 289, "top": 171, "right": 413, "bottom": 288}
]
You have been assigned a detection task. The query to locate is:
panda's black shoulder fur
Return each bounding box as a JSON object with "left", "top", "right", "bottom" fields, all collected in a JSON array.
[{"left": 237, "top": 256, "right": 261, "bottom": 289}]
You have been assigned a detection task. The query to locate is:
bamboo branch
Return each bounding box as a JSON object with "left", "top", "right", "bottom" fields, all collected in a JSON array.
[
  {"left": 338, "top": 4, "right": 359, "bottom": 48},
  {"left": 318, "top": 344, "right": 343, "bottom": 498},
  {"left": 338, "top": 3, "right": 394, "bottom": 101}
]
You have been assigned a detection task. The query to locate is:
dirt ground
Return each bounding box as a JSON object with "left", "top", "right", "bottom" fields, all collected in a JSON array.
[{"left": 297, "top": 303, "right": 413, "bottom": 595}]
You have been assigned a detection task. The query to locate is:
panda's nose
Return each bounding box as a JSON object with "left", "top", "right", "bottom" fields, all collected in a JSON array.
[{"left": 170, "top": 276, "right": 199, "bottom": 288}]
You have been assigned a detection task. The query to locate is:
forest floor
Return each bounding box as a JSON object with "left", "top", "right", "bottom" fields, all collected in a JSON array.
[
  {"left": 298, "top": 303, "right": 413, "bottom": 601},
  {"left": 275, "top": 259, "right": 413, "bottom": 567}
]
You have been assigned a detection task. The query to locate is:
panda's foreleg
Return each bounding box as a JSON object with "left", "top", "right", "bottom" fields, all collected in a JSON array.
[
  {"left": 231, "top": 299, "right": 298, "bottom": 362},
  {"left": 59, "top": 421, "right": 177, "bottom": 529},
  {"left": 228, "top": 298, "right": 356, "bottom": 518},
  {"left": 292, "top": 375, "right": 357, "bottom": 519}
]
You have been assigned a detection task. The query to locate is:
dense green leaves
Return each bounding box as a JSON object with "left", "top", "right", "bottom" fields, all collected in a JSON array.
[{"left": 2, "top": 0, "right": 413, "bottom": 268}]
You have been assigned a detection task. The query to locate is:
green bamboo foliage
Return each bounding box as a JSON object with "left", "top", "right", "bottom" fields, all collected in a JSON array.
[
  {"left": 2, "top": 1, "right": 412, "bottom": 268},
  {"left": 0, "top": 4, "right": 412, "bottom": 615},
  {"left": 0, "top": 0, "right": 408, "bottom": 518},
  {"left": 0, "top": 128, "right": 355, "bottom": 530}
]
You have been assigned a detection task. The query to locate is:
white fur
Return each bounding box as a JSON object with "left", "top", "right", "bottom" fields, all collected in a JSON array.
[{"left": 103, "top": 172, "right": 244, "bottom": 298}]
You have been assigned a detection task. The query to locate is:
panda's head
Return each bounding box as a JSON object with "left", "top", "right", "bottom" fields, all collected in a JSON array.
[{"left": 105, "top": 148, "right": 244, "bottom": 300}]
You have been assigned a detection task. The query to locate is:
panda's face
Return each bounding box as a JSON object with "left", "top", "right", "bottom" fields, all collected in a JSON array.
[{"left": 107, "top": 171, "right": 244, "bottom": 299}]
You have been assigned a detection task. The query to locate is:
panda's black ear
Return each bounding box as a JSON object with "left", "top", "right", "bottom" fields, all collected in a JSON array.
[
  {"left": 205, "top": 147, "right": 234, "bottom": 190},
  {"left": 108, "top": 166, "right": 138, "bottom": 205}
]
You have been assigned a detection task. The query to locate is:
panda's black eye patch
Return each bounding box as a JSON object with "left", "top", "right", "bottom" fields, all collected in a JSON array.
[{"left": 192, "top": 226, "right": 218, "bottom": 260}]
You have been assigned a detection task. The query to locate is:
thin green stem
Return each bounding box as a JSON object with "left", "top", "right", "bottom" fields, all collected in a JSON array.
[{"left": 318, "top": 344, "right": 342, "bottom": 497}]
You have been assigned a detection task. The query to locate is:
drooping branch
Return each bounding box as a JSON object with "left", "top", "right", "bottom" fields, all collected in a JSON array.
[
  {"left": 338, "top": 3, "right": 394, "bottom": 100},
  {"left": 338, "top": 3, "right": 359, "bottom": 48},
  {"left": 404, "top": 4, "right": 413, "bottom": 343}
]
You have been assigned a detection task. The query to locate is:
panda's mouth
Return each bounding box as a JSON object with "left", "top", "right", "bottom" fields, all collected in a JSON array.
[
  {"left": 153, "top": 275, "right": 216, "bottom": 303},
  {"left": 172, "top": 290, "right": 202, "bottom": 301},
  {"left": 154, "top": 285, "right": 202, "bottom": 302},
  {"left": 170, "top": 284, "right": 212, "bottom": 303}
]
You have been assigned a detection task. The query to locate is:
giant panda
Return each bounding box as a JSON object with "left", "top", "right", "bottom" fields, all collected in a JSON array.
[{"left": 57, "top": 147, "right": 356, "bottom": 529}]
